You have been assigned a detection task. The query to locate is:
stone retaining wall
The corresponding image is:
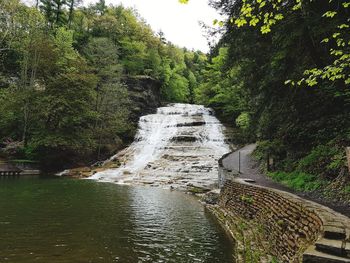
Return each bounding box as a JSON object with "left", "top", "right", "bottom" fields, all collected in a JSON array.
[
  {"left": 215, "top": 151, "right": 350, "bottom": 262},
  {"left": 219, "top": 180, "right": 322, "bottom": 262}
]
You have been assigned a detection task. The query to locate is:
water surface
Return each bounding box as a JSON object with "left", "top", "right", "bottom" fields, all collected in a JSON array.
[{"left": 0, "top": 177, "right": 234, "bottom": 262}]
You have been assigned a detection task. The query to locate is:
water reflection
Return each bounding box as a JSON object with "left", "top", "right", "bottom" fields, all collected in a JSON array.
[{"left": 0, "top": 178, "right": 234, "bottom": 262}]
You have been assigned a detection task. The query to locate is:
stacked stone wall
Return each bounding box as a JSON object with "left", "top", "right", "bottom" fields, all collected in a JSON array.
[{"left": 219, "top": 180, "right": 323, "bottom": 262}]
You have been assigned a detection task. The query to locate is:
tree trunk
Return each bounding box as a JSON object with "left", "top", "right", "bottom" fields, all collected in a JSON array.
[
  {"left": 346, "top": 147, "right": 350, "bottom": 175},
  {"left": 68, "top": 0, "right": 74, "bottom": 28},
  {"left": 22, "top": 101, "right": 29, "bottom": 147},
  {"left": 55, "top": 2, "right": 62, "bottom": 25}
]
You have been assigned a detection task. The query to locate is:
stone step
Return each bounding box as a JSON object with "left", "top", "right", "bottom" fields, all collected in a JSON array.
[
  {"left": 303, "top": 246, "right": 350, "bottom": 263},
  {"left": 315, "top": 238, "right": 345, "bottom": 257},
  {"left": 346, "top": 242, "right": 350, "bottom": 258},
  {"left": 324, "top": 225, "right": 347, "bottom": 240}
]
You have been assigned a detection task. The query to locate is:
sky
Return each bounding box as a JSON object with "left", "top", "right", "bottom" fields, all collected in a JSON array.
[{"left": 84, "top": 0, "right": 221, "bottom": 52}]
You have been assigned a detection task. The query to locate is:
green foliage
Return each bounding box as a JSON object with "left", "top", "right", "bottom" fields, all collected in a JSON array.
[
  {"left": 39, "top": 0, "right": 67, "bottom": 27},
  {"left": 231, "top": 0, "right": 350, "bottom": 87},
  {"left": 54, "top": 27, "right": 80, "bottom": 71},
  {"left": 298, "top": 144, "right": 346, "bottom": 179},
  {"left": 167, "top": 73, "right": 190, "bottom": 102},
  {"left": 240, "top": 194, "right": 254, "bottom": 204},
  {"left": 120, "top": 40, "right": 147, "bottom": 75},
  {"left": 268, "top": 171, "right": 325, "bottom": 192},
  {"left": 270, "top": 257, "right": 280, "bottom": 263},
  {"left": 0, "top": 0, "right": 204, "bottom": 169},
  {"left": 344, "top": 185, "right": 350, "bottom": 194},
  {"left": 254, "top": 140, "right": 286, "bottom": 162},
  {"left": 236, "top": 112, "right": 250, "bottom": 130},
  {"left": 196, "top": 0, "right": 349, "bottom": 186},
  {"left": 195, "top": 47, "right": 246, "bottom": 123}
]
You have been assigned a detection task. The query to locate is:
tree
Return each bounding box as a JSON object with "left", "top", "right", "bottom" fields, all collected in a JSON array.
[
  {"left": 67, "top": 0, "right": 82, "bottom": 28},
  {"left": 39, "top": 0, "right": 67, "bottom": 27},
  {"left": 225, "top": 0, "right": 349, "bottom": 88},
  {"left": 193, "top": 0, "right": 350, "bottom": 181},
  {"left": 145, "top": 49, "right": 162, "bottom": 78},
  {"left": 83, "top": 37, "right": 129, "bottom": 159},
  {"left": 0, "top": 0, "right": 206, "bottom": 168},
  {"left": 157, "top": 30, "right": 166, "bottom": 44},
  {"left": 93, "top": 0, "right": 107, "bottom": 16}
]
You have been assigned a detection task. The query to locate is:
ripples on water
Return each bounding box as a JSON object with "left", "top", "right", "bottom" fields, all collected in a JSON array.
[{"left": 0, "top": 178, "right": 234, "bottom": 262}]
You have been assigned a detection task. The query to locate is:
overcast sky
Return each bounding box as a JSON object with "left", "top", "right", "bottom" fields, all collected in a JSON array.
[{"left": 84, "top": 0, "right": 221, "bottom": 52}]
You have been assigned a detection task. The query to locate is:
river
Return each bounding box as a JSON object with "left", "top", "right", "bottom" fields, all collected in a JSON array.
[
  {"left": 0, "top": 104, "right": 234, "bottom": 262},
  {"left": 0, "top": 177, "right": 234, "bottom": 262}
]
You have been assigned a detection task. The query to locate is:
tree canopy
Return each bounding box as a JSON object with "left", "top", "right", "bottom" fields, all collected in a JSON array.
[
  {"left": 193, "top": 0, "right": 349, "bottom": 191},
  {"left": 0, "top": 0, "right": 205, "bottom": 169}
]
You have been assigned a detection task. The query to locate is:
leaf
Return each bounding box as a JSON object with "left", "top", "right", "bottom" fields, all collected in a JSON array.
[
  {"left": 274, "top": 14, "right": 284, "bottom": 20},
  {"left": 322, "top": 11, "right": 337, "bottom": 18},
  {"left": 338, "top": 24, "right": 349, "bottom": 29},
  {"left": 235, "top": 18, "right": 247, "bottom": 27},
  {"left": 259, "top": 1, "right": 266, "bottom": 8},
  {"left": 343, "top": 2, "right": 350, "bottom": 8},
  {"left": 249, "top": 17, "right": 259, "bottom": 26},
  {"left": 260, "top": 25, "right": 271, "bottom": 34}
]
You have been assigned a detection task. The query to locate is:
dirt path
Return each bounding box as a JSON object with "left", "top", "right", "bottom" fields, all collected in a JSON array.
[{"left": 222, "top": 144, "right": 350, "bottom": 217}]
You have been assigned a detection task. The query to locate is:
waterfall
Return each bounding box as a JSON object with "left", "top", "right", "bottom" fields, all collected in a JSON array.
[{"left": 90, "top": 103, "right": 230, "bottom": 189}]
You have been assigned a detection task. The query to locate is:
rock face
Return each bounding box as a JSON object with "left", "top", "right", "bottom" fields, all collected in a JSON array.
[{"left": 123, "top": 76, "right": 162, "bottom": 122}]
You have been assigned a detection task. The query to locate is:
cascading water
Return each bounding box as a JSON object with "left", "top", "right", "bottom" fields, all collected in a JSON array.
[{"left": 90, "top": 103, "right": 230, "bottom": 189}]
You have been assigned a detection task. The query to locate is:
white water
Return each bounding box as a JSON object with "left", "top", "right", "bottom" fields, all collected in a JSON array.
[{"left": 90, "top": 103, "right": 230, "bottom": 189}]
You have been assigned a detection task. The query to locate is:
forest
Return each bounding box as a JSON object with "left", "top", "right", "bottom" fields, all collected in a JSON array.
[
  {"left": 0, "top": 0, "right": 206, "bottom": 169},
  {"left": 0, "top": 0, "right": 349, "bottom": 199},
  {"left": 195, "top": 0, "right": 350, "bottom": 197}
]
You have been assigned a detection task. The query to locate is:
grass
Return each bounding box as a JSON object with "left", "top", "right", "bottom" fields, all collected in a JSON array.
[
  {"left": 267, "top": 171, "right": 325, "bottom": 192},
  {"left": 343, "top": 184, "right": 350, "bottom": 194},
  {"left": 270, "top": 257, "right": 280, "bottom": 263}
]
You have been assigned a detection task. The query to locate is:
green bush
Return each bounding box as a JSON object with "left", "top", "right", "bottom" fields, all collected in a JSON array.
[
  {"left": 236, "top": 112, "right": 251, "bottom": 130},
  {"left": 343, "top": 185, "right": 350, "bottom": 194},
  {"left": 268, "top": 171, "right": 324, "bottom": 192},
  {"left": 255, "top": 140, "right": 286, "bottom": 159},
  {"left": 253, "top": 140, "right": 287, "bottom": 171},
  {"left": 298, "top": 144, "right": 345, "bottom": 179}
]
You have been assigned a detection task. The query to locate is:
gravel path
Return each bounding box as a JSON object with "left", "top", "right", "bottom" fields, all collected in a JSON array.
[{"left": 222, "top": 144, "right": 350, "bottom": 217}]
